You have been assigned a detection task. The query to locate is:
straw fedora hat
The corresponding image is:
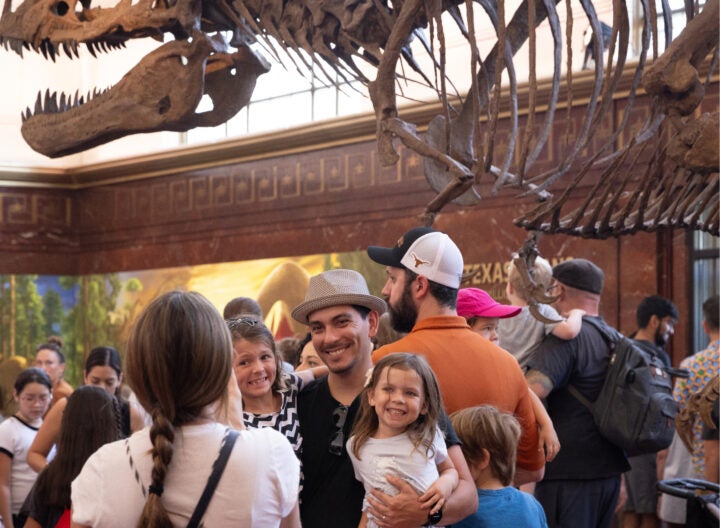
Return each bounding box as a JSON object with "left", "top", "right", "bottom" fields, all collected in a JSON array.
[{"left": 291, "top": 269, "right": 387, "bottom": 324}]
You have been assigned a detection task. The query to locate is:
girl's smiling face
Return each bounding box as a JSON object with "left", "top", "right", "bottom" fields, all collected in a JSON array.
[
  {"left": 233, "top": 338, "right": 277, "bottom": 403},
  {"left": 15, "top": 382, "right": 52, "bottom": 424},
  {"left": 368, "top": 366, "right": 427, "bottom": 438}
]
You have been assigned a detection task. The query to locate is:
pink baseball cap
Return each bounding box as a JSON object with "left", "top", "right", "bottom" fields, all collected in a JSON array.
[{"left": 457, "top": 288, "right": 521, "bottom": 319}]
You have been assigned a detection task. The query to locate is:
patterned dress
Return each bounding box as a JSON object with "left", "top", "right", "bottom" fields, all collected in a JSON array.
[
  {"left": 242, "top": 372, "right": 304, "bottom": 458},
  {"left": 674, "top": 339, "right": 720, "bottom": 476}
]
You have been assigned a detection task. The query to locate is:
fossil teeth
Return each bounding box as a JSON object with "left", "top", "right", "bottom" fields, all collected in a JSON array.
[{"left": 34, "top": 92, "right": 42, "bottom": 114}]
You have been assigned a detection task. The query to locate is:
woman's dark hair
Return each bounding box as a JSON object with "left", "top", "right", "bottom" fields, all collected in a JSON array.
[
  {"left": 34, "top": 342, "right": 65, "bottom": 364},
  {"left": 14, "top": 368, "right": 52, "bottom": 395},
  {"left": 46, "top": 335, "right": 64, "bottom": 349},
  {"left": 84, "top": 346, "right": 123, "bottom": 397},
  {"left": 32, "top": 386, "right": 121, "bottom": 508}
]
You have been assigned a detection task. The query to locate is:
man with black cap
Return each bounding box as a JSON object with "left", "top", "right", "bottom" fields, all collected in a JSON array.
[
  {"left": 526, "top": 258, "right": 630, "bottom": 528},
  {"left": 292, "top": 269, "right": 477, "bottom": 528},
  {"left": 368, "top": 227, "right": 545, "bottom": 486}
]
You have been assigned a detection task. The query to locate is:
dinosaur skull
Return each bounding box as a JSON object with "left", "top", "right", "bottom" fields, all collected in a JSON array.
[
  {"left": 0, "top": 0, "right": 199, "bottom": 54},
  {"left": 0, "top": 0, "right": 269, "bottom": 157}
]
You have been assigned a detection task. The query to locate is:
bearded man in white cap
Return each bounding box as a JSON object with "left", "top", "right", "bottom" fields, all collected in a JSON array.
[
  {"left": 292, "top": 269, "right": 477, "bottom": 528},
  {"left": 369, "top": 227, "right": 545, "bottom": 486}
]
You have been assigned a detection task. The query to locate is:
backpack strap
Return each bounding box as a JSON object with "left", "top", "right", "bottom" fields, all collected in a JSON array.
[
  {"left": 187, "top": 428, "right": 240, "bottom": 528},
  {"left": 567, "top": 384, "right": 594, "bottom": 410},
  {"left": 582, "top": 316, "right": 622, "bottom": 345},
  {"left": 567, "top": 317, "right": 616, "bottom": 410}
]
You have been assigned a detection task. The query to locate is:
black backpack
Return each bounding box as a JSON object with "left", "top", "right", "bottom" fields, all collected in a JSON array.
[{"left": 568, "top": 318, "right": 683, "bottom": 457}]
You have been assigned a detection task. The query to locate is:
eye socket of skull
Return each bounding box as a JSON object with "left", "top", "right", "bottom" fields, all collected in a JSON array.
[{"left": 52, "top": 1, "right": 70, "bottom": 16}]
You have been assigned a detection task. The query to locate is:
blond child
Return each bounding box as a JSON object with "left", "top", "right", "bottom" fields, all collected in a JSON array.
[
  {"left": 347, "top": 353, "right": 458, "bottom": 528},
  {"left": 500, "top": 256, "right": 586, "bottom": 368},
  {"left": 450, "top": 405, "right": 549, "bottom": 528}
]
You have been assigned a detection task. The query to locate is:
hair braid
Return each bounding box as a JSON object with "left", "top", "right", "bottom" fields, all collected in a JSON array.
[
  {"left": 137, "top": 408, "right": 175, "bottom": 528},
  {"left": 111, "top": 394, "right": 124, "bottom": 439}
]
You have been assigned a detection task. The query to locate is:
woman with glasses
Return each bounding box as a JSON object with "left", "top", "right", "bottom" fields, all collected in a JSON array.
[
  {"left": 0, "top": 368, "right": 52, "bottom": 527},
  {"left": 72, "top": 291, "right": 300, "bottom": 527},
  {"left": 226, "top": 317, "right": 327, "bottom": 458},
  {"left": 27, "top": 346, "right": 146, "bottom": 473}
]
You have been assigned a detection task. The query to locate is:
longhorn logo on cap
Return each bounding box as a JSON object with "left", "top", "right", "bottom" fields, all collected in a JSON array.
[
  {"left": 411, "top": 252, "right": 430, "bottom": 268},
  {"left": 395, "top": 236, "right": 404, "bottom": 248}
]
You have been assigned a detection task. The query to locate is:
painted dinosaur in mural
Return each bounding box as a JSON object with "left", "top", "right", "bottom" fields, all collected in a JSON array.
[{"left": 0, "top": 0, "right": 717, "bottom": 238}]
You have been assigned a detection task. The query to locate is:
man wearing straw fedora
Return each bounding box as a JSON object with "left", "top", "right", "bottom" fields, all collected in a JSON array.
[
  {"left": 292, "top": 269, "right": 477, "bottom": 528},
  {"left": 368, "top": 227, "right": 545, "bottom": 486}
]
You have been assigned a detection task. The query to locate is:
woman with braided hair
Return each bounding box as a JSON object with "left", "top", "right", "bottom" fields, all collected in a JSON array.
[{"left": 71, "top": 290, "right": 300, "bottom": 527}]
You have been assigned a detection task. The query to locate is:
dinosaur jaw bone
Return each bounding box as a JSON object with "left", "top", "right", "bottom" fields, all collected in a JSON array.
[
  {"left": 0, "top": 0, "right": 199, "bottom": 58},
  {"left": 20, "top": 33, "right": 269, "bottom": 158}
]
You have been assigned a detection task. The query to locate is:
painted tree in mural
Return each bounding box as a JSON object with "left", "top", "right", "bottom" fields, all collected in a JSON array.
[
  {"left": 0, "top": 275, "right": 45, "bottom": 359},
  {"left": 58, "top": 274, "right": 123, "bottom": 384},
  {"left": 41, "top": 288, "right": 63, "bottom": 338},
  {"left": 12, "top": 275, "right": 45, "bottom": 358}
]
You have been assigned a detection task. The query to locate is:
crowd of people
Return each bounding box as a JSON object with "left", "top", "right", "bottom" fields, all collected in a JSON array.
[{"left": 0, "top": 226, "right": 716, "bottom": 527}]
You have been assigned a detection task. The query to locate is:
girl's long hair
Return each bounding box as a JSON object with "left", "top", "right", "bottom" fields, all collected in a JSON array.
[
  {"left": 351, "top": 353, "right": 444, "bottom": 460},
  {"left": 32, "top": 385, "right": 121, "bottom": 508},
  {"left": 127, "top": 291, "right": 233, "bottom": 528}
]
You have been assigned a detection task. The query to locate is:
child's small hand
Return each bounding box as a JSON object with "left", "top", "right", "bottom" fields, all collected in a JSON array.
[
  {"left": 539, "top": 423, "right": 561, "bottom": 461},
  {"left": 418, "top": 472, "right": 456, "bottom": 512}
]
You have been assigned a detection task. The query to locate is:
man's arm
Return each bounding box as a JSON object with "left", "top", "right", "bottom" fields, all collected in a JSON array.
[
  {"left": 365, "top": 445, "right": 477, "bottom": 527},
  {"left": 526, "top": 369, "right": 554, "bottom": 399}
]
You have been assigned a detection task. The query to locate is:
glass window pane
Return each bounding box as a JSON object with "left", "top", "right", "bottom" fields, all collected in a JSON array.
[
  {"left": 692, "top": 257, "right": 719, "bottom": 352},
  {"left": 247, "top": 93, "right": 312, "bottom": 134},
  {"left": 253, "top": 57, "right": 312, "bottom": 101},
  {"left": 226, "top": 107, "right": 249, "bottom": 138},
  {"left": 337, "top": 83, "right": 374, "bottom": 117},
  {"left": 185, "top": 122, "right": 228, "bottom": 146},
  {"left": 313, "top": 87, "right": 337, "bottom": 121},
  {"left": 695, "top": 230, "right": 720, "bottom": 251}
]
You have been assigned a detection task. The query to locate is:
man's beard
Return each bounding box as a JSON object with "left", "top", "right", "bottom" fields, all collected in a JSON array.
[
  {"left": 654, "top": 327, "right": 667, "bottom": 348},
  {"left": 388, "top": 280, "right": 418, "bottom": 333}
]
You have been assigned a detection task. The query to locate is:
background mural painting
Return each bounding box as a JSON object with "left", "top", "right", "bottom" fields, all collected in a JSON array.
[{"left": 0, "top": 249, "right": 568, "bottom": 410}]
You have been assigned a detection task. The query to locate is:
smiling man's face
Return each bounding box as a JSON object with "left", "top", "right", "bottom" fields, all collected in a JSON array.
[{"left": 308, "top": 305, "right": 378, "bottom": 376}]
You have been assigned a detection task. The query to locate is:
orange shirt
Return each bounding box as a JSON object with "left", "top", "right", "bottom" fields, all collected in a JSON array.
[{"left": 373, "top": 316, "right": 544, "bottom": 471}]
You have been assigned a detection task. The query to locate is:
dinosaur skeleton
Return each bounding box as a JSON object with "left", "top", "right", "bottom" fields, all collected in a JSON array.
[{"left": 0, "top": 0, "right": 717, "bottom": 239}]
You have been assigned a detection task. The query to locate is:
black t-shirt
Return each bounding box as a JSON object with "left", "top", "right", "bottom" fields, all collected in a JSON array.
[
  {"left": 298, "top": 377, "right": 364, "bottom": 528},
  {"left": 527, "top": 316, "right": 630, "bottom": 479},
  {"left": 298, "top": 376, "right": 461, "bottom": 528},
  {"left": 632, "top": 339, "right": 671, "bottom": 368}
]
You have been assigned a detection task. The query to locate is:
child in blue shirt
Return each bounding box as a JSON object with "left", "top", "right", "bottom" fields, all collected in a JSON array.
[{"left": 450, "top": 405, "right": 548, "bottom": 528}]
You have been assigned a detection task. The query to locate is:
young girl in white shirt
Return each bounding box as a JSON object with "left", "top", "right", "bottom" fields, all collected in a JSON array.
[
  {"left": 0, "top": 368, "right": 52, "bottom": 527},
  {"left": 347, "top": 353, "right": 458, "bottom": 528}
]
